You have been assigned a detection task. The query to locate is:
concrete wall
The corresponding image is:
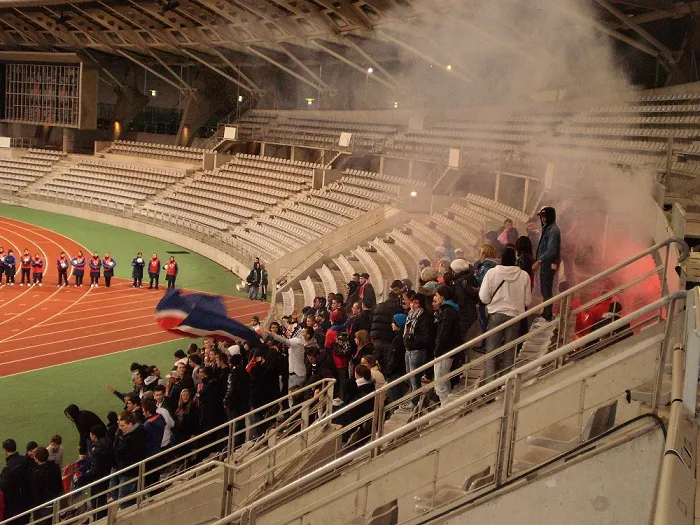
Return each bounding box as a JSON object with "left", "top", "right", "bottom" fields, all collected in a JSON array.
[{"left": 24, "top": 199, "right": 249, "bottom": 279}]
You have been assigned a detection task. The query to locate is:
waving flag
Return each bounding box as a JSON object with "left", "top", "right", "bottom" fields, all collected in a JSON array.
[{"left": 154, "top": 289, "right": 260, "bottom": 344}]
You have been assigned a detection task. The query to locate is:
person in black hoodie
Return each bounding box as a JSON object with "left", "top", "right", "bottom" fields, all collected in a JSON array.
[
  {"left": 106, "top": 412, "right": 119, "bottom": 444},
  {"left": 198, "top": 366, "right": 227, "bottom": 452},
  {"left": 337, "top": 365, "right": 376, "bottom": 446},
  {"left": 370, "top": 292, "right": 403, "bottom": 372},
  {"left": 30, "top": 447, "right": 63, "bottom": 525},
  {"left": 64, "top": 404, "right": 106, "bottom": 457},
  {"left": 0, "top": 439, "right": 32, "bottom": 525},
  {"left": 224, "top": 354, "right": 251, "bottom": 448},
  {"left": 432, "top": 286, "right": 461, "bottom": 407},
  {"left": 304, "top": 346, "right": 337, "bottom": 386},
  {"left": 113, "top": 410, "right": 146, "bottom": 508},
  {"left": 345, "top": 281, "right": 360, "bottom": 312},
  {"left": 78, "top": 425, "right": 115, "bottom": 520},
  {"left": 450, "top": 259, "right": 479, "bottom": 342},
  {"left": 246, "top": 347, "right": 280, "bottom": 438},
  {"left": 385, "top": 313, "right": 407, "bottom": 403},
  {"left": 533, "top": 206, "right": 561, "bottom": 321}
]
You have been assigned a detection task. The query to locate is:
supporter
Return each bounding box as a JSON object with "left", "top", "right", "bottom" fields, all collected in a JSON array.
[
  {"left": 370, "top": 292, "right": 403, "bottom": 372},
  {"left": 19, "top": 249, "right": 31, "bottom": 286},
  {"left": 351, "top": 330, "right": 374, "bottom": 378},
  {"left": 441, "top": 236, "right": 456, "bottom": 261},
  {"left": 46, "top": 435, "right": 63, "bottom": 469},
  {"left": 480, "top": 247, "right": 532, "bottom": 382},
  {"left": 56, "top": 251, "right": 69, "bottom": 287},
  {"left": 389, "top": 280, "right": 404, "bottom": 303},
  {"left": 402, "top": 290, "right": 434, "bottom": 405},
  {"left": 497, "top": 219, "right": 519, "bottom": 247},
  {"left": 596, "top": 302, "right": 632, "bottom": 344},
  {"left": 188, "top": 354, "right": 203, "bottom": 389},
  {"left": 434, "top": 246, "right": 446, "bottom": 270},
  {"left": 30, "top": 253, "right": 44, "bottom": 287},
  {"left": 77, "top": 424, "right": 115, "bottom": 521},
  {"left": 0, "top": 246, "right": 5, "bottom": 285},
  {"left": 246, "top": 262, "right": 261, "bottom": 300},
  {"left": 106, "top": 412, "right": 118, "bottom": 443},
  {"left": 454, "top": 248, "right": 465, "bottom": 260},
  {"left": 164, "top": 256, "right": 178, "bottom": 289},
  {"left": 64, "top": 404, "right": 105, "bottom": 457},
  {"left": 246, "top": 346, "right": 280, "bottom": 438},
  {"left": 89, "top": 252, "right": 102, "bottom": 288},
  {"left": 358, "top": 273, "right": 376, "bottom": 308},
  {"left": 131, "top": 252, "right": 145, "bottom": 288},
  {"left": 103, "top": 252, "right": 116, "bottom": 288},
  {"left": 123, "top": 394, "right": 145, "bottom": 424},
  {"left": 304, "top": 346, "right": 336, "bottom": 386},
  {"left": 351, "top": 272, "right": 360, "bottom": 284},
  {"left": 360, "top": 355, "right": 386, "bottom": 389},
  {"left": 330, "top": 294, "right": 344, "bottom": 312},
  {"left": 251, "top": 315, "right": 262, "bottom": 334},
  {"left": 451, "top": 259, "right": 479, "bottom": 341},
  {"left": 71, "top": 250, "right": 86, "bottom": 287},
  {"left": 107, "top": 370, "right": 146, "bottom": 402},
  {"left": 2, "top": 250, "right": 15, "bottom": 286},
  {"left": 141, "top": 399, "right": 166, "bottom": 488},
  {"left": 516, "top": 236, "right": 535, "bottom": 287},
  {"left": 173, "top": 349, "right": 188, "bottom": 368},
  {"left": 144, "top": 365, "right": 165, "bottom": 390},
  {"left": 113, "top": 410, "right": 146, "bottom": 508},
  {"left": 476, "top": 244, "right": 499, "bottom": 332},
  {"left": 260, "top": 263, "right": 269, "bottom": 301},
  {"left": 224, "top": 354, "right": 250, "bottom": 448},
  {"left": 346, "top": 281, "right": 360, "bottom": 310},
  {"left": 265, "top": 324, "right": 307, "bottom": 390},
  {"left": 29, "top": 447, "right": 62, "bottom": 525},
  {"left": 384, "top": 312, "right": 407, "bottom": 402},
  {"left": 533, "top": 206, "right": 561, "bottom": 321},
  {"left": 324, "top": 309, "right": 349, "bottom": 396},
  {"left": 25, "top": 442, "right": 37, "bottom": 459},
  {"left": 432, "top": 286, "right": 461, "bottom": 406},
  {"left": 484, "top": 231, "right": 504, "bottom": 259},
  {"left": 420, "top": 266, "right": 439, "bottom": 293},
  {"left": 0, "top": 439, "right": 31, "bottom": 525},
  {"left": 173, "top": 389, "right": 199, "bottom": 448},
  {"left": 148, "top": 253, "right": 161, "bottom": 289},
  {"left": 338, "top": 365, "right": 375, "bottom": 446}
]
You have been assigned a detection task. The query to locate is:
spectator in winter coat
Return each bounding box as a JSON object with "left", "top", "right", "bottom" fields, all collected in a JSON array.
[
  {"left": 198, "top": 367, "right": 226, "bottom": 433},
  {"left": 346, "top": 281, "right": 360, "bottom": 311},
  {"left": 516, "top": 236, "right": 535, "bottom": 287},
  {"left": 141, "top": 399, "right": 166, "bottom": 490},
  {"left": 384, "top": 312, "right": 407, "bottom": 402},
  {"left": 246, "top": 262, "right": 261, "bottom": 300},
  {"left": 419, "top": 267, "right": 440, "bottom": 292},
  {"left": 360, "top": 355, "right": 386, "bottom": 388},
  {"left": 131, "top": 252, "right": 145, "bottom": 288},
  {"left": 403, "top": 293, "right": 435, "bottom": 403},
  {"left": 29, "top": 447, "right": 62, "bottom": 525},
  {"left": 113, "top": 411, "right": 146, "bottom": 508},
  {"left": 533, "top": 206, "right": 561, "bottom": 321},
  {"left": 64, "top": 404, "right": 106, "bottom": 457},
  {"left": 173, "top": 389, "right": 199, "bottom": 448},
  {"left": 337, "top": 365, "right": 376, "bottom": 445},
  {"left": 46, "top": 435, "right": 63, "bottom": 470},
  {"left": 304, "top": 346, "right": 336, "bottom": 387},
  {"left": 358, "top": 273, "right": 376, "bottom": 308},
  {"left": 497, "top": 219, "right": 520, "bottom": 247},
  {"left": 260, "top": 264, "right": 269, "bottom": 301},
  {"left": 0, "top": 439, "right": 31, "bottom": 525},
  {"left": 479, "top": 247, "right": 532, "bottom": 382},
  {"left": 78, "top": 425, "right": 115, "bottom": 521},
  {"left": 432, "top": 286, "right": 461, "bottom": 406},
  {"left": 450, "top": 259, "right": 479, "bottom": 342},
  {"left": 370, "top": 292, "right": 403, "bottom": 372},
  {"left": 224, "top": 354, "right": 250, "bottom": 448},
  {"left": 476, "top": 244, "right": 499, "bottom": 332}
]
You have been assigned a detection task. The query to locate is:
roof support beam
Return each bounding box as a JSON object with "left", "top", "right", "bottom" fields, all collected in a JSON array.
[
  {"left": 310, "top": 39, "right": 396, "bottom": 90},
  {"left": 115, "top": 49, "right": 189, "bottom": 95},
  {"left": 179, "top": 47, "right": 258, "bottom": 94},
  {"left": 342, "top": 36, "right": 398, "bottom": 86},
  {"left": 277, "top": 44, "right": 331, "bottom": 91},
  {"left": 82, "top": 49, "right": 126, "bottom": 89},
  {"left": 211, "top": 48, "right": 261, "bottom": 93},
  {"left": 245, "top": 45, "right": 327, "bottom": 92},
  {"left": 148, "top": 49, "right": 199, "bottom": 101}
]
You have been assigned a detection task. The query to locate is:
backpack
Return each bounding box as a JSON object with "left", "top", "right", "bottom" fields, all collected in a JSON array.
[{"left": 332, "top": 330, "right": 352, "bottom": 357}]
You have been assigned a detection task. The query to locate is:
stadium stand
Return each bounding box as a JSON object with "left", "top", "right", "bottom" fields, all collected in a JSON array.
[
  {"left": 0, "top": 149, "right": 65, "bottom": 192},
  {"left": 107, "top": 140, "right": 209, "bottom": 164}
]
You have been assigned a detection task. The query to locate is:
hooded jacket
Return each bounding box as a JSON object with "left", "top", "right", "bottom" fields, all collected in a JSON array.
[
  {"left": 0, "top": 452, "right": 32, "bottom": 520},
  {"left": 434, "top": 300, "right": 461, "bottom": 357},
  {"left": 370, "top": 295, "right": 402, "bottom": 344},
  {"left": 80, "top": 437, "right": 116, "bottom": 486},
  {"left": 479, "top": 265, "right": 532, "bottom": 318},
  {"left": 536, "top": 207, "right": 561, "bottom": 268},
  {"left": 64, "top": 404, "right": 106, "bottom": 455}
]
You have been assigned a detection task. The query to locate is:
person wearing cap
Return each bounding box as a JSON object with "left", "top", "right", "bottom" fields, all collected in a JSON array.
[
  {"left": 358, "top": 273, "right": 376, "bottom": 309},
  {"left": 480, "top": 247, "right": 532, "bottom": 382},
  {"left": 532, "top": 206, "right": 561, "bottom": 321},
  {"left": 451, "top": 259, "right": 480, "bottom": 342},
  {"left": 420, "top": 267, "right": 439, "bottom": 292}
]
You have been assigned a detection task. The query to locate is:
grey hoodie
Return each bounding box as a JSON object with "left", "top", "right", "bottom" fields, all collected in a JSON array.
[{"left": 479, "top": 265, "right": 532, "bottom": 317}]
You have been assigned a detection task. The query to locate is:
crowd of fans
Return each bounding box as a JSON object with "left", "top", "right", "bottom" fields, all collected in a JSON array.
[{"left": 1, "top": 205, "right": 633, "bottom": 524}]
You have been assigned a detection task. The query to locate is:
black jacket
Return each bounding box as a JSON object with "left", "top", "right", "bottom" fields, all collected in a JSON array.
[
  {"left": 434, "top": 302, "right": 462, "bottom": 357},
  {"left": 64, "top": 405, "right": 106, "bottom": 455},
  {"left": 305, "top": 349, "right": 337, "bottom": 386},
  {"left": 403, "top": 311, "right": 436, "bottom": 355},
  {"left": 0, "top": 453, "right": 32, "bottom": 520},
  {"left": 453, "top": 271, "right": 479, "bottom": 337},
  {"left": 248, "top": 353, "right": 280, "bottom": 408},
  {"left": 360, "top": 283, "right": 377, "bottom": 308},
  {"left": 384, "top": 330, "right": 406, "bottom": 377},
  {"left": 30, "top": 461, "right": 63, "bottom": 508},
  {"left": 199, "top": 377, "right": 226, "bottom": 431},
  {"left": 225, "top": 364, "right": 251, "bottom": 415},
  {"left": 338, "top": 381, "right": 376, "bottom": 427},
  {"left": 113, "top": 424, "right": 146, "bottom": 474},
  {"left": 370, "top": 297, "right": 402, "bottom": 344},
  {"left": 174, "top": 404, "right": 200, "bottom": 445},
  {"left": 80, "top": 437, "right": 115, "bottom": 486}
]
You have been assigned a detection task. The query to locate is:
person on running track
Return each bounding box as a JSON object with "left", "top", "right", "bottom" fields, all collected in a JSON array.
[
  {"left": 148, "top": 253, "right": 161, "bottom": 290},
  {"left": 131, "top": 252, "right": 145, "bottom": 288},
  {"left": 56, "top": 252, "right": 70, "bottom": 287},
  {"left": 0, "top": 246, "right": 6, "bottom": 284},
  {"left": 71, "top": 250, "right": 86, "bottom": 287},
  {"left": 31, "top": 253, "right": 44, "bottom": 286},
  {"left": 20, "top": 249, "right": 31, "bottom": 286},
  {"left": 103, "top": 252, "right": 116, "bottom": 288},
  {"left": 4, "top": 249, "right": 16, "bottom": 285},
  {"left": 89, "top": 252, "right": 102, "bottom": 288},
  {"left": 163, "top": 256, "right": 178, "bottom": 289}
]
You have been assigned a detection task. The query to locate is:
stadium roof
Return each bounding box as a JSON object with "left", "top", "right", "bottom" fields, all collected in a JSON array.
[{"left": 0, "top": 0, "right": 694, "bottom": 93}]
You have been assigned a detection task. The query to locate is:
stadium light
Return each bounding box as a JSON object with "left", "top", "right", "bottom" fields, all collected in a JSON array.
[
  {"left": 306, "top": 98, "right": 314, "bottom": 105},
  {"left": 410, "top": 191, "right": 417, "bottom": 197},
  {"left": 393, "top": 101, "right": 398, "bottom": 109},
  {"left": 446, "top": 64, "right": 452, "bottom": 71},
  {"left": 238, "top": 95, "right": 243, "bottom": 102},
  {"left": 367, "top": 67, "right": 374, "bottom": 74},
  {"left": 150, "top": 89, "right": 157, "bottom": 97}
]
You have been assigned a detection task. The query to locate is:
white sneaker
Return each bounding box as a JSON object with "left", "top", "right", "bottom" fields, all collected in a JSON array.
[
  {"left": 9, "top": 283, "right": 13, "bottom": 286},
  {"left": 19, "top": 283, "right": 23, "bottom": 286},
  {"left": 38, "top": 283, "right": 42, "bottom": 287}
]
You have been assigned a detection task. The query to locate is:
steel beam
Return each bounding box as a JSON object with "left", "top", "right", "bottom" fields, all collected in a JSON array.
[
  {"left": 116, "top": 49, "right": 189, "bottom": 94},
  {"left": 277, "top": 44, "right": 331, "bottom": 91},
  {"left": 311, "top": 39, "right": 396, "bottom": 90},
  {"left": 148, "top": 49, "right": 199, "bottom": 101},
  {"left": 245, "top": 45, "right": 327, "bottom": 91},
  {"left": 342, "top": 36, "right": 398, "bottom": 85},
  {"left": 211, "top": 48, "right": 262, "bottom": 93},
  {"left": 179, "top": 47, "right": 258, "bottom": 94}
]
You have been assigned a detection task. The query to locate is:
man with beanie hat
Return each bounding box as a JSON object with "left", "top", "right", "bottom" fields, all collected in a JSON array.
[
  {"left": 533, "top": 206, "right": 561, "bottom": 321},
  {"left": 479, "top": 247, "right": 532, "bottom": 382}
]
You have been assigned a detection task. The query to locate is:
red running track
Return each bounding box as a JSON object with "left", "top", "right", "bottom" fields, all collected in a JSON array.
[{"left": 0, "top": 217, "right": 269, "bottom": 377}]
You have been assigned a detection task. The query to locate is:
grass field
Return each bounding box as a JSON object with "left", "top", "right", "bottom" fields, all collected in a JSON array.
[{"left": 0, "top": 205, "right": 253, "bottom": 461}]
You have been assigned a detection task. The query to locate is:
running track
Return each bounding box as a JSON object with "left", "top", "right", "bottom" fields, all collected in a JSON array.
[{"left": 0, "top": 217, "right": 269, "bottom": 377}]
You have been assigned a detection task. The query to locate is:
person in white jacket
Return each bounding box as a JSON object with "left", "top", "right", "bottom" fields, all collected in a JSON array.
[
  {"left": 479, "top": 247, "right": 532, "bottom": 382},
  {"left": 265, "top": 326, "right": 307, "bottom": 389}
]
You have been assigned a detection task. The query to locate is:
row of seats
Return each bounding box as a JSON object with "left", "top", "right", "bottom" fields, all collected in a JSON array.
[
  {"left": 108, "top": 140, "right": 207, "bottom": 163},
  {"left": 343, "top": 169, "right": 428, "bottom": 188}
]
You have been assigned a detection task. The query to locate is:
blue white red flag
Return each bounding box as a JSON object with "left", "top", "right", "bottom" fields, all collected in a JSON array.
[{"left": 154, "top": 289, "right": 260, "bottom": 344}]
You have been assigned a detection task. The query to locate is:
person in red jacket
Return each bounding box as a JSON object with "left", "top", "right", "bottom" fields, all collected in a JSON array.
[
  {"left": 31, "top": 253, "right": 44, "bottom": 286},
  {"left": 163, "top": 256, "right": 178, "bottom": 289},
  {"left": 89, "top": 252, "right": 101, "bottom": 288},
  {"left": 148, "top": 253, "right": 161, "bottom": 290},
  {"left": 71, "top": 250, "right": 86, "bottom": 287},
  {"left": 19, "top": 249, "right": 32, "bottom": 286},
  {"left": 56, "top": 252, "right": 70, "bottom": 287},
  {"left": 102, "top": 252, "right": 116, "bottom": 288}
]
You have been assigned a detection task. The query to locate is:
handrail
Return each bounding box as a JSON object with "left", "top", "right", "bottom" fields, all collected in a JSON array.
[
  {"left": 0, "top": 378, "right": 335, "bottom": 525},
  {"left": 220, "top": 290, "right": 686, "bottom": 523}
]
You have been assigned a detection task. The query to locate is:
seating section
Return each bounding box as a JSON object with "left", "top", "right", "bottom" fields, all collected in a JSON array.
[
  {"left": 108, "top": 140, "right": 209, "bottom": 164},
  {"left": 0, "top": 149, "right": 65, "bottom": 192}
]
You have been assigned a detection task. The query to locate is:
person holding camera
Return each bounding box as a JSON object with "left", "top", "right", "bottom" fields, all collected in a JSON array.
[{"left": 131, "top": 252, "right": 145, "bottom": 288}]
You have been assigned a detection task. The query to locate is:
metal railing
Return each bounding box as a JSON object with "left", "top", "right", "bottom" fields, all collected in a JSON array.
[
  {"left": 0, "top": 378, "right": 335, "bottom": 525},
  {"left": 219, "top": 290, "right": 687, "bottom": 524}
]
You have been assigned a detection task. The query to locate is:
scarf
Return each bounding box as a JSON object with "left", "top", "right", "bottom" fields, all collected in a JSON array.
[{"left": 404, "top": 308, "right": 424, "bottom": 342}]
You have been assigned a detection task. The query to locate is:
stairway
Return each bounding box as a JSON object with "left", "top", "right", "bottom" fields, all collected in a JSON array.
[{"left": 20, "top": 157, "right": 76, "bottom": 197}]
